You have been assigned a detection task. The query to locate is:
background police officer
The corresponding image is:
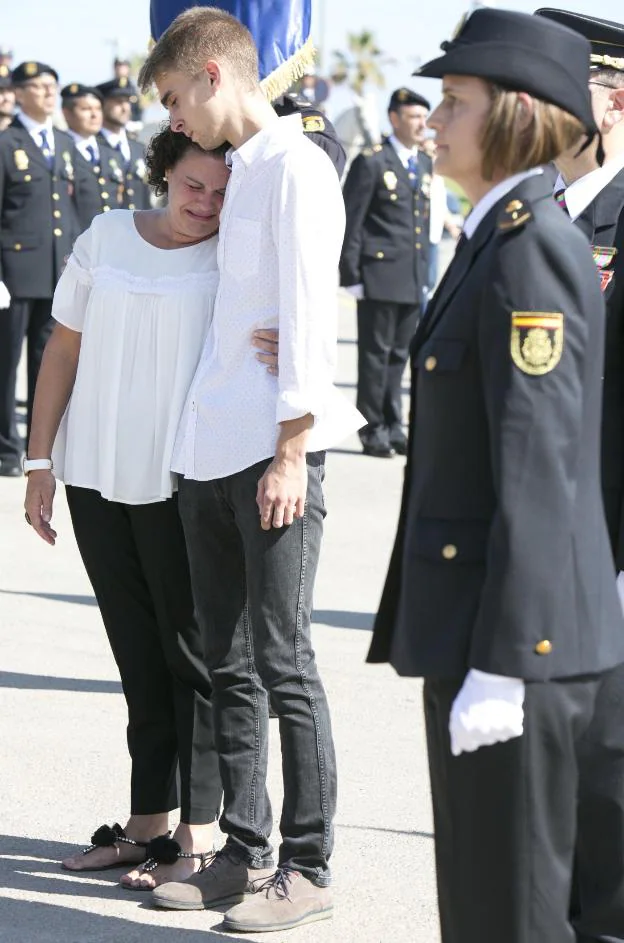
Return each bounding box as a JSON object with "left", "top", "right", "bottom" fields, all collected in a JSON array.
[
  {"left": 535, "top": 11, "right": 624, "bottom": 942},
  {"left": 96, "top": 78, "right": 151, "bottom": 210},
  {"left": 61, "top": 83, "right": 123, "bottom": 230},
  {"left": 340, "top": 88, "right": 432, "bottom": 457},
  {"left": 0, "top": 62, "right": 81, "bottom": 476},
  {"left": 274, "top": 91, "right": 346, "bottom": 177},
  {"left": 0, "top": 65, "right": 14, "bottom": 133}
]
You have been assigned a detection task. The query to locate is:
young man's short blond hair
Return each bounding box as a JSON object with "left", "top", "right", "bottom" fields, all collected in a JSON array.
[
  {"left": 480, "top": 84, "right": 586, "bottom": 181},
  {"left": 139, "top": 7, "right": 259, "bottom": 92}
]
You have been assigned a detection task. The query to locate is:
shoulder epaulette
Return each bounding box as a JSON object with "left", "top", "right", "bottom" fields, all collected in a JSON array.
[{"left": 498, "top": 198, "right": 532, "bottom": 232}]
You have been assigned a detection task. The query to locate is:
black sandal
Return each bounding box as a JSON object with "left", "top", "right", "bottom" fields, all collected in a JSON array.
[
  {"left": 122, "top": 833, "right": 214, "bottom": 891},
  {"left": 62, "top": 822, "right": 148, "bottom": 871}
]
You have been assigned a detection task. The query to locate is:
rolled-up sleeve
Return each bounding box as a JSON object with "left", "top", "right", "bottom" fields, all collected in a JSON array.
[
  {"left": 272, "top": 148, "right": 346, "bottom": 425},
  {"left": 51, "top": 225, "right": 94, "bottom": 334}
]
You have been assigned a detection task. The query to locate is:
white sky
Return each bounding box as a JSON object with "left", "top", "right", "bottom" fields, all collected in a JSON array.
[{"left": 5, "top": 0, "right": 624, "bottom": 131}]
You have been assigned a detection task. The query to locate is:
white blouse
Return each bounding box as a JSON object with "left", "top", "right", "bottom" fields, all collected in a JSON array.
[{"left": 52, "top": 210, "right": 219, "bottom": 504}]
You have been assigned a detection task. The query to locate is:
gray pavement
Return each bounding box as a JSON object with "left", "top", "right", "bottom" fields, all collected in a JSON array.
[{"left": 0, "top": 294, "right": 441, "bottom": 942}]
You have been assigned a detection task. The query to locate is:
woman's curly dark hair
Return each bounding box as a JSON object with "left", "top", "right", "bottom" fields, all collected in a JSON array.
[{"left": 146, "top": 124, "right": 229, "bottom": 196}]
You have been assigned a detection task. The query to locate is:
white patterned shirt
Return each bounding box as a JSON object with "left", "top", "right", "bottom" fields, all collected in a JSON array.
[{"left": 172, "top": 114, "right": 363, "bottom": 481}]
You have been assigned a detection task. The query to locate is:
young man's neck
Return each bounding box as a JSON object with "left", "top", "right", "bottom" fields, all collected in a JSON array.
[
  {"left": 226, "top": 91, "right": 277, "bottom": 150},
  {"left": 20, "top": 107, "right": 49, "bottom": 125}
]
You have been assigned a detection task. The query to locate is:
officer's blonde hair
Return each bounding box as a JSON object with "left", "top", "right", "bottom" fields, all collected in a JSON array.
[
  {"left": 139, "top": 7, "right": 259, "bottom": 92},
  {"left": 480, "top": 84, "right": 586, "bottom": 181}
]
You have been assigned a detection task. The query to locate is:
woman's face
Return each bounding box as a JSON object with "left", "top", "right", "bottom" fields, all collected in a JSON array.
[{"left": 166, "top": 148, "right": 230, "bottom": 243}]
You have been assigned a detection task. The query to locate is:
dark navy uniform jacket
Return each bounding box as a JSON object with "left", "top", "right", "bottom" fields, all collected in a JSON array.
[
  {"left": 368, "top": 173, "right": 624, "bottom": 680},
  {"left": 340, "top": 137, "right": 432, "bottom": 304},
  {"left": 72, "top": 137, "right": 125, "bottom": 231},
  {"left": 0, "top": 117, "right": 82, "bottom": 298}
]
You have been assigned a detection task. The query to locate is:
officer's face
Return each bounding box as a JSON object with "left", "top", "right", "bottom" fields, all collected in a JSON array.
[
  {"left": 157, "top": 67, "right": 227, "bottom": 150},
  {"left": 166, "top": 148, "right": 230, "bottom": 242},
  {"left": 390, "top": 104, "right": 429, "bottom": 147},
  {"left": 64, "top": 95, "right": 103, "bottom": 137},
  {"left": 103, "top": 96, "right": 131, "bottom": 129},
  {"left": 427, "top": 75, "right": 492, "bottom": 190},
  {"left": 15, "top": 72, "right": 58, "bottom": 120},
  {"left": 0, "top": 87, "right": 15, "bottom": 117}
]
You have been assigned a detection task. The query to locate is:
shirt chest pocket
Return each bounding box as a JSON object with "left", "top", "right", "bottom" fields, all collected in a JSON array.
[{"left": 224, "top": 217, "right": 261, "bottom": 279}]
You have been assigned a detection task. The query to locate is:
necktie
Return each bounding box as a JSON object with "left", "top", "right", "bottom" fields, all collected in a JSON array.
[
  {"left": 554, "top": 188, "right": 569, "bottom": 216},
  {"left": 115, "top": 140, "right": 129, "bottom": 167},
  {"left": 407, "top": 154, "right": 419, "bottom": 190},
  {"left": 86, "top": 144, "right": 97, "bottom": 164},
  {"left": 39, "top": 129, "right": 54, "bottom": 169}
]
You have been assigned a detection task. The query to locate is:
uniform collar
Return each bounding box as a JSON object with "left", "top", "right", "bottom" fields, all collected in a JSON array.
[
  {"left": 554, "top": 151, "right": 624, "bottom": 222},
  {"left": 464, "top": 167, "right": 543, "bottom": 239},
  {"left": 101, "top": 126, "right": 128, "bottom": 149},
  {"left": 16, "top": 109, "right": 54, "bottom": 137},
  {"left": 388, "top": 134, "right": 418, "bottom": 166}
]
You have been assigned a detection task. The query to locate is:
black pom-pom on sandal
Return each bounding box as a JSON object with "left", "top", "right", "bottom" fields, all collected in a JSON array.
[
  {"left": 122, "top": 832, "right": 215, "bottom": 891},
  {"left": 62, "top": 822, "right": 148, "bottom": 871}
]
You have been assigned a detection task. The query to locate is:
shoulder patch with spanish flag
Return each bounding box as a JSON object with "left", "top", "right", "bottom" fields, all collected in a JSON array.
[
  {"left": 510, "top": 312, "right": 564, "bottom": 376},
  {"left": 302, "top": 114, "right": 325, "bottom": 134}
]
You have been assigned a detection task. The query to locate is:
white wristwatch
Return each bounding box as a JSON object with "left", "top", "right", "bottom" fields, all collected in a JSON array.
[{"left": 22, "top": 457, "right": 53, "bottom": 476}]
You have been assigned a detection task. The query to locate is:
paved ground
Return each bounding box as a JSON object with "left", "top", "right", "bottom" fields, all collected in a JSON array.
[{"left": 0, "top": 290, "right": 445, "bottom": 942}]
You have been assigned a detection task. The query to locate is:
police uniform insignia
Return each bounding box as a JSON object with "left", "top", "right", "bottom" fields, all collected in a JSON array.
[
  {"left": 499, "top": 199, "right": 532, "bottom": 231},
  {"left": 510, "top": 312, "right": 564, "bottom": 376},
  {"left": 119, "top": 76, "right": 128, "bottom": 88},
  {"left": 24, "top": 62, "right": 37, "bottom": 77},
  {"left": 135, "top": 157, "right": 147, "bottom": 181},
  {"left": 69, "top": 83, "right": 79, "bottom": 94},
  {"left": 0, "top": 65, "right": 8, "bottom": 78},
  {"left": 302, "top": 114, "right": 325, "bottom": 133},
  {"left": 373, "top": 144, "right": 382, "bottom": 152},
  {"left": 421, "top": 172, "right": 432, "bottom": 198},
  {"left": 62, "top": 151, "right": 74, "bottom": 180},
  {"left": 109, "top": 158, "right": 124, "bottom": 182},
  {"left": 383, "top": 170, "right": 397, "bottom": 191},
  {"left": 14, "top": 149, "right": 29, "bottom": 171},
  {"left": 592, "top": 245, "right": 618, "bottom": 293},
  {"left": 397, "top": 89, "right": 408, "bottom": 103}
]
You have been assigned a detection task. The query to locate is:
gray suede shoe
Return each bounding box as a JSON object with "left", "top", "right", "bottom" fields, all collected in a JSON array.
[
  {"left": 151, "top": 847, "right": 274, "bottom": 911},
  {"left": 223, "top": 868, "right": 333, "bottom": 932}
]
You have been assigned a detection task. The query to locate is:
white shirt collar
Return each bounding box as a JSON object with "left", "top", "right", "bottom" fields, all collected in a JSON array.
[
  {"left": 101, "top": 127, "right": 127, "bottom": 148},
  {"left": 229, "top": 114, "right": 300, "bottom": 169},
  {"left": 388, "top": 134, "right": 417, "bottom": 168},
  {"left": 553, "top": 152, "right": 624, "bottom": 222},
  {"left": 68, "top": 130, "right": 99, "bottom": 159},
  {"left": 17, "top": 109, "right": 54, "bottom": 137},
  {"left": 464, "top": 168, "right": 544, "bottom": 239}
]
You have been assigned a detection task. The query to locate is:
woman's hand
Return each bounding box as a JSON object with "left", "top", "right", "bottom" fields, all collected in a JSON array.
[
  {"left": 24, "top": 470, "right": 57, "bottom": 545},
  {"left": 253, "top": 329, "right": 279, "bottom": 376}
]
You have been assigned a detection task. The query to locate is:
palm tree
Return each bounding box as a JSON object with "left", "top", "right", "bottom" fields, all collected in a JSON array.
[{"left": 330, "top": 30, "right": 393, "bottom": 96}]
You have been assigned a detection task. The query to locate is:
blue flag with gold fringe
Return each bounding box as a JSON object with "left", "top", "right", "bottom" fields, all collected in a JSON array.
[{"left": 149, "top": 0, "right": 314, "bottom": 99}]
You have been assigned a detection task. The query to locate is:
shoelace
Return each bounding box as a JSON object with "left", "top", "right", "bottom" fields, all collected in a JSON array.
[
  {"left": 252, "top": 867, "right": 297, "bottom": 899},
  {"left": 198, "top": 846, "right": 232, "bottom": 874}
]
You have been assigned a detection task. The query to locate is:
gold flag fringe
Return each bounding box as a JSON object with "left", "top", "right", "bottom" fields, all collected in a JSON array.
[{"left": 260, "top": 36, "right": 316, "bottom": 102}]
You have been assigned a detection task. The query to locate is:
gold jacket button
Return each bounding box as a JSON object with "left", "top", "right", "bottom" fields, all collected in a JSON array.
[
  {"left": 415, "top": 242, "right": 422, "bottom": 249},
  {"left": 14, "top": 243, "right": 22, "bottom": 251},
  {"left": 128, "top": 203, "right": 136, "bottom": 210},
  {"left": 101, "top": 191, "right": 109, "bottom": 199},
  {"left": 376, "top": 251, "right": 385, "bottom": 259},
  {"left": 24, "top": 174, "right": 31, "bottom": 182},
  {"left": 98, "top": 177, "right": 106, "bottom": 184},
  {"left": 53, "top": 228, "right": 62, "bottom": 237},
  {"left": 102, "top": 205, "right": 111, "bottom": 212},
  {"left": 127, "top": 188, "right": 134, "bottom": 196},
  {"left": 535, "top": 640, "right": 553, "bottom": 655},
  {"left": 442, "top": 544, "right": 458, "bottom": 560},
  {"left": 52, "top": 193, "right": 60, "bottom": 201},
  {"left": 390, "top": 194, "right": 397, "bottom": 201},
  {"left": 424, "top": 355, "right": 437, "bottom": 371},
  {"left": 415, "top": 227, "right": 421, "bottom": 234},
  {"left": 53, "top": 210, "right": 61, "bottom": 219}
]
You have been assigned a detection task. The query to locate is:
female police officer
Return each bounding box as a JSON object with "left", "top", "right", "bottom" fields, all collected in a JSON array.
[{"left": 368, "top": 8, "right": 624, "bottom": 942}]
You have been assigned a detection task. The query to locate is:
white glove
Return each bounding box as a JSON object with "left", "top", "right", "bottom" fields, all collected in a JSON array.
[
  {"left": 449, "top": 669, "right": 525, "bottom": 757},
  {"left": 0, "top": 282, "right": 11, "bottom": 309},
  {"left": 344, "top": 283, "right": 365, "bottom": 300}
]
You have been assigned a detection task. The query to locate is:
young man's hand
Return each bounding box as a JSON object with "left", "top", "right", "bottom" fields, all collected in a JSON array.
[
  {"left": 253, "top": 329, "right": 279, "bottom": 376},
  {"left": 256, "top": 455, "right": 307, "bottom": 529}
]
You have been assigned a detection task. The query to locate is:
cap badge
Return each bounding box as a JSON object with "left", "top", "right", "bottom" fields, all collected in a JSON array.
[
  {"left": 24, "top": 62, "right": 37, "bottom": 76},
  {"left": 69, "top": 83, "right": 79, "bottom": 94},
  {"left": 119, "top": 76, "right": 128, "bottom": 88},
  {"left": 0, "top": 65, "right": 8, "bottom": 78}
]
